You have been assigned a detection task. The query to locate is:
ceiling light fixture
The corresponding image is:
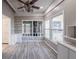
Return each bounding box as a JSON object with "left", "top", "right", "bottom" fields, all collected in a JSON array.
[{"left": 40, "top": 6, "right": 43, "bottom": 9}]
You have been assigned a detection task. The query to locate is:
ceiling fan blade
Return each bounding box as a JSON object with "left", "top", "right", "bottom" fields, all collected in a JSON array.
[
  {"left": 30, "top": 0, "right": 38, "bottom": 4},
  {"left": 18, "top": 0, "right": 26, "bottom": 4},
  {"left": 32, "top": 5, "right": 40, "bottom": 9},
  {"left": 17, "top": 6, "right": 25, "bottom": 9}
]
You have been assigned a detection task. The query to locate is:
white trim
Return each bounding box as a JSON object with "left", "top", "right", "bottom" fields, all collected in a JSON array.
[
  {"left": 22, "top": 20, "right": 43, "bottom": 21},
  {"left": 9, "top": 17, "right": 11, "bottom": 45}
]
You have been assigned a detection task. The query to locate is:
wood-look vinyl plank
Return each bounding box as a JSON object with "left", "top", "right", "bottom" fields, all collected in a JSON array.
[{"left": 2, "top": 42, "right": 57, "bottom": 59}]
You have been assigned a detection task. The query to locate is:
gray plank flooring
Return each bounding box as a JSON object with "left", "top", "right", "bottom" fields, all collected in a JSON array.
[{"left": 2, "top": 42, "right": 57, "bottom": 59}]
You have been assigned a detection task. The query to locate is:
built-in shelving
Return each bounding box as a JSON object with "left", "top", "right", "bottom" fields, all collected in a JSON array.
[
  {"left": 67, "top": 26, "right": 76, "bottom": 38},
  {"left": 64, "top": 25, "right": 76, "bottom": 41}
]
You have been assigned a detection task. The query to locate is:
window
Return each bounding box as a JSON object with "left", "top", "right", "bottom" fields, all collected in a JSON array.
[
  {"left": 45, "top": 20, "right": 50, "bottom": 39},
  {"left": 52, "top": 14, "right": 64, "bottom": 43},
  {"left": 45, "top": 20, "right": 50, "bottom": 29},
  {"left": 23, "top": 21, "right": 32, "bottom": 36},
  {"left": 44, "top": 14, "right": 64, "bottom": 42},
  {"left": 45, "top": 30, "right": 50, "bottom": 39},
  {"left": 52, "top": 14, "right": 64, "bottom": 30},
  {"left": 22, "top": 21, "right": 42, "bottom": 36}
]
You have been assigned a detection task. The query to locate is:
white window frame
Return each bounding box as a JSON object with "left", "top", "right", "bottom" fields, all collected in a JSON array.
[{"left": 22, "top": 20, "right": 43, "bottom": 37}]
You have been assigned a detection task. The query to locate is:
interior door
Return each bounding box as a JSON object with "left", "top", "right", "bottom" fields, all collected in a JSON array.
[{"left": 2, "top": 15, "right": 10, "bottom": 44}]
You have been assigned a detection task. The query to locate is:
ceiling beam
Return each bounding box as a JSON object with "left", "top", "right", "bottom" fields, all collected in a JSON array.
[
  {"left": 4, "top": 0, "right": 15, "bottom": 13},
  {"left": 6, "top": 0, "right": 17, "bottom": 13}
]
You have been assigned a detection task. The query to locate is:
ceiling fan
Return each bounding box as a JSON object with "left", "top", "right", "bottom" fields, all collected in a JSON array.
[{"left": 17, "top": 0, "right": 40, "bottom": 12}]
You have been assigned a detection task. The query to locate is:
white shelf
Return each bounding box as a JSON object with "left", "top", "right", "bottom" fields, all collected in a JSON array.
[{"left": 64, "top": 35, "right": 76, "bottom": 41}]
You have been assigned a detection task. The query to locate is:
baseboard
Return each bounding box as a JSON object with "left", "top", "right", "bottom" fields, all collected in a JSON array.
[{"left": 2, "top": 43, "right": 8, "bottom": 44}]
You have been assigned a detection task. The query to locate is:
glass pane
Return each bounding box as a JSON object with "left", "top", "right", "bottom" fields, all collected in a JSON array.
[
  {"left": 52, "top": 30, "right": 63, "bottom": 43},
  {"left": 52, "top": 14, "right": 63, "bottom": 30},
  {"left": 37, "top": 21, "right": 42, "bottom": 36},
  {"left": 52, "top": 21, "right": 61, "bottom": 29},
  {"left": 33, "top": 21, "right": 37, "bottom": 36},
  {"left": 45, "top": 30, "right": 50, "bottom": 39},
  {"left": 45, "top": 20, "right": 50, "bottom": 29},
  {"left": 23, "top": 21, "right": 32, "bottom": 36}
]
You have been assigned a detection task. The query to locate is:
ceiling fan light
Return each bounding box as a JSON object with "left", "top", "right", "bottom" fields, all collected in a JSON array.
[{"left": 40, "top": 6, "right": 43, "bottom": 9}]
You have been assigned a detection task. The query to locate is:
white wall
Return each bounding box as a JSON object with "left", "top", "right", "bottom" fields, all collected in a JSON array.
[
  {"left": 62, "top": 0, "right": 76, "bottom": 35},
  {"left": 2, "top": 0, "right": 15, "bottom": 45}
]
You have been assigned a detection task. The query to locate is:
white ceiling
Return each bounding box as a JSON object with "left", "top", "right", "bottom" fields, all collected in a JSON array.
[{"left": 7, "top": 0, "right": 56, "bottom": 13}]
